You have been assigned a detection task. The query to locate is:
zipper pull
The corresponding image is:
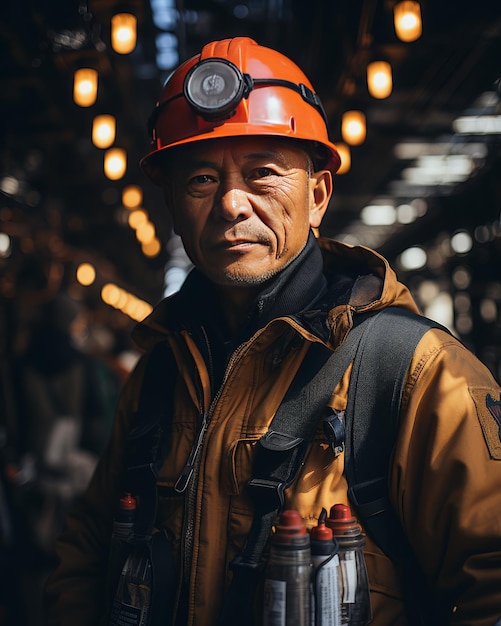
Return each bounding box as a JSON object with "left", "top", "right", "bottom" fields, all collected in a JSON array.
[{"left": 175, "top": 413, "right": 210, "bottom": 493}]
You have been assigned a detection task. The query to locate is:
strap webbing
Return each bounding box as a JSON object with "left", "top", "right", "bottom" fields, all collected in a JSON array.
[
  {"left": 345, "top": 307, "right": 448, "bottom": 626},
  {"left": 221, "top": 308, "right": 448, "bottom": 626},
  {"left": 218, "top": 316, "right": 372, "bottom": 626},
  {"left": 243, "top": 318, "right": 371, "bottom": 565},
  {"left": 345, "top": 308, "right": 446, "bottom": 558}
]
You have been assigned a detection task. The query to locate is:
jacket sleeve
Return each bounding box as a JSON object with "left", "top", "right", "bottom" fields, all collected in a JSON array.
[
  {"left": 392, "top": 328, "right": 501, "bottom": 626},
  {"left": 44, "top": 355, "right": 149, "bottom": 626}
]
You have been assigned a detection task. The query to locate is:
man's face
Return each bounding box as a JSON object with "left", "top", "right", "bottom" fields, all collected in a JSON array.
[{"left": 162, "top": 136, "right": 332, "bottom": 287}]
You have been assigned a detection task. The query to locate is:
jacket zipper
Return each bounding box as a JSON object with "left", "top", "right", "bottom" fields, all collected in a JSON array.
[
  {"left": 176, "top": 410, "right": 209, "bottom": 586},
  {"left": 173, "top": 322, "right": 308, "bottom": 610},
  {"left": 175, "top": 325, "right": 256, "bottom": 494},
  {"left": 173, "top": 335, "right": 257, "bottom": 588},
  {"left": 174, "top": 411, "right": 210, "bottom": 493}
]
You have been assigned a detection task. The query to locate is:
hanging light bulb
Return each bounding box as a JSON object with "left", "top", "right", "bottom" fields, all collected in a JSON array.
[
  {"left": 367, "top": 61, "right": 393, "bottom": 99},
  {"left": 128, "top": 209, "right": 148, "bottom": 230},
  {"left": 104, "top": 148, "right": 127, "bottom": 180},
  {"left": 135, "top": 221, "right": 156, "bottom": 244},
  {"left": 111, "top": 13, "right": 137, "bottom": 54},
  {"left": 335, "top": 143, "right": 351, "bottom": 175},
  {"left": 341, "top": 111, "right": 366, "bottom": 146},
  {"left": 142, "top": 238, "right": 162, "bottom": 258},
  {"left": 92, "top": 115, "right": 116, "bottom": 148},
  {"left": 73, "top": 68, "right": 98, "bottom": 107},
  {"left": 394, "top": 1, "right": 422, "bottom": 42},
  {"left": 76, "top": 263, "right": 96, "bottom": 286},
  {"left": 122, "top": 185, "right": 143, "bottom": 209}
]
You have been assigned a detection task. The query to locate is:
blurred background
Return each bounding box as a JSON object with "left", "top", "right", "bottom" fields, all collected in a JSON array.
[{"left": 1, "top": 0, "right": 501, "bottom": 624}]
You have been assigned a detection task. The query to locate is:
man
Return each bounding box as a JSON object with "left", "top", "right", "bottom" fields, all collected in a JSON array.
[{"left": 45, "top": 37, "right": 501, "bottom": 626}]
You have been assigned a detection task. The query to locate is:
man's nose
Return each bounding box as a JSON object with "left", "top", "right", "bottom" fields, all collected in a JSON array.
[{"left": 215, "top": 187, "right": 253, "bottom": 221}]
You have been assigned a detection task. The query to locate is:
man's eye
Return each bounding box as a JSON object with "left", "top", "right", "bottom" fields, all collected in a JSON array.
[
  {"left": 250, "top": 167, "right": 274, "bottom": 180},
  {"left": 191, "top": 174, "right": 214, "bottom": 185}
]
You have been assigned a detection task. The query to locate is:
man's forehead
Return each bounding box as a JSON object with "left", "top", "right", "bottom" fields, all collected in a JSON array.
[{"left": 170, "top": 136, "right": 308, "bottom": 166}]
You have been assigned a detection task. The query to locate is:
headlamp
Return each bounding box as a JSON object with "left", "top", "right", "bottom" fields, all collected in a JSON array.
[
  {"left": 183, "top": 59, "right": 250, "bottom": 120},
  {"left": 148, "top": 57, "right": 328, "bottom": 136}
]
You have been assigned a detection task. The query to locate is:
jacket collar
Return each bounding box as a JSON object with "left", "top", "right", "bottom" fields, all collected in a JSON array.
[
  {"left": 132, "top": 236, "right": 419, "bottom": 351},
  {"left": 242, "top": 230, "right": 326, "bottom": 333},
  {"left": 141, "top": 231, "right": 325, "bottom": 336}
]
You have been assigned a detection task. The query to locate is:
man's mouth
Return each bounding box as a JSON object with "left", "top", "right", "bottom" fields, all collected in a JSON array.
[
  {"left": 221, "top": 239, "right": 258, "bottom": 248},
  {"left": 213, "top": 235, "right": 269, "bottom": 251}
]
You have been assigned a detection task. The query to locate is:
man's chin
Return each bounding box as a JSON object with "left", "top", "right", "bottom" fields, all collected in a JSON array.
[
  {"left": 219, "top": 268, "right": 279, "bottom": 287},
  {"left": 200, "top": 250, "right": 300, "bottom": 287},
  {"left": 197, "top": 262, "right": 279, "bottom": 287}
]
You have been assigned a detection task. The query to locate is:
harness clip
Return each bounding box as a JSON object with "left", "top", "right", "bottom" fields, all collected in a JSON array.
[
  {"left": 323, "top": 407, "right": 345, "bottom": 457},
  {"left": 247, "top": 477, "right": 286, "bottom": 510}
]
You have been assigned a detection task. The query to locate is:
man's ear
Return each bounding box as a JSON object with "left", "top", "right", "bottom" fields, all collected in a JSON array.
[{"left": 308, "top": 170, "right": 333, "bottom": 228}]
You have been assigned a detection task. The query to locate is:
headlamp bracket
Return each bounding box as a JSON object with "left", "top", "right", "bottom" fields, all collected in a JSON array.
[{"left": 147, "top": 58, "right": 328, "bottom": 137}]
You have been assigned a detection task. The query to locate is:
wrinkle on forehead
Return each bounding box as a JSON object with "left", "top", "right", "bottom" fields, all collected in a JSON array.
[{"left": 163, "top": 136, "right": 312, "bottom": 173}]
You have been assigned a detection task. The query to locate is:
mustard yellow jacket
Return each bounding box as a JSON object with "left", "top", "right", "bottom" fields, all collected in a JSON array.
[{"left": 45, "top": 239, "right": 501, "bottom": 626}]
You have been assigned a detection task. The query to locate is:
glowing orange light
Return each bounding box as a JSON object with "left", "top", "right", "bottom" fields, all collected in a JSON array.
[
  {"left": 394, "top": 1, "right": 422, "bottom": 42},
  {"left": 73, "top": 68, "right": 98, "bottom": 107},
  {"left": 335, "top": 143, "right": 351, "bottom": 175},
  {"left": 92, "top": 115, "right": 116, "bottom": 148},
  {"left": 367, "top": 61, "right": 393, "bottom": 99},
  {"left": 341, "top": 111, "right": 366, "bottom": 146},
  {"left": 104, "top": 148, "right": 127, "bottom": 180},
  {"left": 111, "top": 13, "right": 137, "bottom": 54}
]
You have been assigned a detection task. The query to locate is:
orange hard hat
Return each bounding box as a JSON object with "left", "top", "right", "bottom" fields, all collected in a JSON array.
[{"left": 140, "top": 37, "right": 341, "bottom": 182}]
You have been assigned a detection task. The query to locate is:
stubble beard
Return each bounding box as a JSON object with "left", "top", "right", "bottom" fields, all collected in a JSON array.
[{"left": 217, "top": 244, "right": 304, "bottom": 287}]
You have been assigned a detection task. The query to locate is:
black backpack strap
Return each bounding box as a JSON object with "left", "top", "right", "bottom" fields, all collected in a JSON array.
[
  {"left": 344, "top": 307, "right": 447, "bottom": 557},
  {"left": 344, "top": 307, "right": 449, "bottom": 625},
  {"left": 148, "top": 529, "right": 177, "bottom": 626},
  {"left": 245, "top": 320, "right": 373, "bottom": 560},
  {"left": 221, "top": 307, "right": 449, "bottom": 625},
  {"left": 219, "top": 317, "right": 371, "bottom": 626}
]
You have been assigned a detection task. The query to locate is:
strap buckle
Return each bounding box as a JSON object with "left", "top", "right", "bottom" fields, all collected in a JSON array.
[
  {"left": 259, "top": 430, "right": 304, "bottom": 451},
  {"left": 323, "top": 408, "right": 345, "bottom": 457},
  {"left": 247, "top": 476, "right": 286, "bottom": 510}
]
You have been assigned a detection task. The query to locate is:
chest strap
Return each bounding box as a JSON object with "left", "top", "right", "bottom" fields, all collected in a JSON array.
[
  {"left": 220, "top": 307, "right": 448, "bottom": 626},
  {"left": 219, "top": 313, "right": 375, "bottom": 625}
]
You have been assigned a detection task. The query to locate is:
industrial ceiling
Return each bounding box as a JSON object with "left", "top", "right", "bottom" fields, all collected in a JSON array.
[{"left": 1, "top": 0, "right": 501, "bottom": 340}]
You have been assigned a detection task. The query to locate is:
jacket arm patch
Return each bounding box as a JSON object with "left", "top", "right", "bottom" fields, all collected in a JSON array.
[{"left": 469, "top": 386, "right": 501, "bottom": 460}]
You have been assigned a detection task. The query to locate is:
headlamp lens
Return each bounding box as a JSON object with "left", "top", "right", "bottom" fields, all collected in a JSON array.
[{"left": 184, "top": 59, "right": 245, "bottom": 119}]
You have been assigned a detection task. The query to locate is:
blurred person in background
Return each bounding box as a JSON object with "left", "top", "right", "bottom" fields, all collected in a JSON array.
[{"left": 8, "top": 293, "right": 120, "bottom": 625}]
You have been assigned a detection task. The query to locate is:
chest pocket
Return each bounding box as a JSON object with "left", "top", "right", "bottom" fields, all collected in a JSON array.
[{"left": 224, "top": 436, "right": 260, "bottom": 500}]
